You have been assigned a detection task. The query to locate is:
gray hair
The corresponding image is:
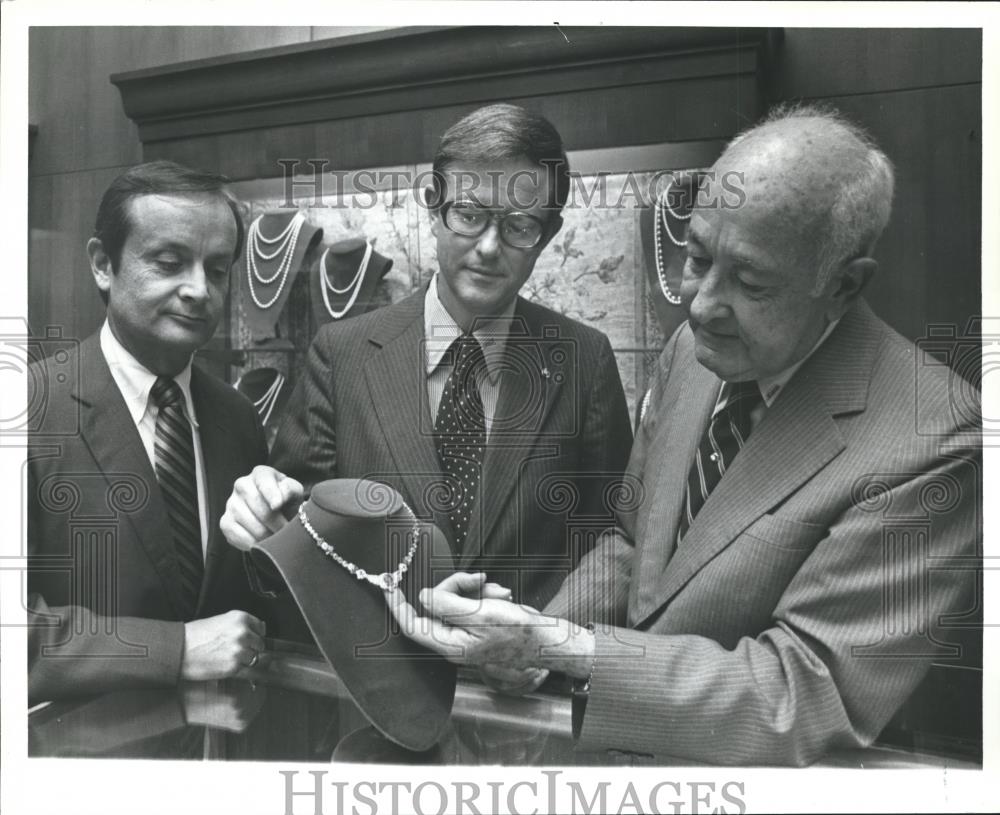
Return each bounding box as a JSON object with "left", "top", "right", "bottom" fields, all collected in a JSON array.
[{"left": 727, "top": 103, "right": 895, "bottom": 293}]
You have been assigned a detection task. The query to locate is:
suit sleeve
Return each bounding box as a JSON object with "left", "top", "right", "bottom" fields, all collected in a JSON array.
[
  {"left": 25, "top": 443, "right": 188, "bottom": 703},
  {"left": 545, "top": 329, "right": 679, "bottom": 628},
  {"left": 574, "top": 439, "right": 980, "bottom": 765},
  {"left": 570, "top": 335, "right": 633, "bottom": 537},
  {"left": 270, "top": 327, "right": 339, "bottom": 491},
  {"left": 27, "top": 593, "right": 186, "bottom": 705}
]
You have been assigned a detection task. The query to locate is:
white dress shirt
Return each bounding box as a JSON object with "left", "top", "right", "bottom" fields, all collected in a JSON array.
[
  {"left": 100, "top": 321, "right": 209, "bottom": 558},
  {"left": 713, "top": 317, "right": 843, "bottom": 428},
  {"left": 424, "top": 275, "right": 516, "bottom": 438}
]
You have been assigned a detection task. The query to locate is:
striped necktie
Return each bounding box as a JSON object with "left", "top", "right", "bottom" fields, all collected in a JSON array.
[
  {"left": 677, "top": 380, "right": 762, "bottom": 544},
  {"left": 151, "top": 376, "right": 203, "bottom": 618},
  {"left": 434, "top": 334, "right": 488, "bottom": 550}
]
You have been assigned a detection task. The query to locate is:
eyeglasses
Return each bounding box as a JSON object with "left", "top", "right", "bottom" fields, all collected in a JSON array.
[{"left": 440, "top": 201, "right": 547, "bottom": 250}]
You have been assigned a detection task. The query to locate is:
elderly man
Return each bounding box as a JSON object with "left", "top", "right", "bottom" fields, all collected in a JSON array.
[
  {"left": 392, "top": 105, "right": 981, "bottom": 766},
  {"left": 222, "top": 104, "right": 632, "bottom": 610},
  {"left": 28, "top": 161, "right": 269, "bottom": 702}
]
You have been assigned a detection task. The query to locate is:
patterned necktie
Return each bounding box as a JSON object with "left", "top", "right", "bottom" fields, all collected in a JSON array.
[
  {"left": 434, "top": 335, "right": 488, "bottom": 549},
  {"left": 150, "top": 376, "right": 203, "bottom": 618},
  {"left": 677, "top": 380, "right": 763, "bottom": 544}
]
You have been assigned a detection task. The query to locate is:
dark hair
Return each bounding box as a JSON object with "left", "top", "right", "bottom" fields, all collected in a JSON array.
[
  {"left": 428, "top": 103, "right": 570, "bottom": 214},
  {"left": 93, "top": 160, "right": 246, "bottom": 305}
]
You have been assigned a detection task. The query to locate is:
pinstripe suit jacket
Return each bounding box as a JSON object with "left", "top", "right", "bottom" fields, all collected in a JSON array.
[
  {"left": 270, "top": 288, "right": 632, "bottom": 609},
  {"left": 545, "top": 299, "right": 981, "bottom": 765}
]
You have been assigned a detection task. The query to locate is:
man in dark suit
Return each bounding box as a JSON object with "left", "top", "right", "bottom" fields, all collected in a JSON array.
[
  {"left": 221, "top": 104, "right": 632, "bottom": 609},
  {"left": 392, "top": 105, "right": 981, "bottom": 765},
  {"left": 28, "top": 161, "right": 269, "bottom": 703}
]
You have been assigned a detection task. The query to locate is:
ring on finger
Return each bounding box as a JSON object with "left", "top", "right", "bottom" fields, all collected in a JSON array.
[{"left": 248, "top": 651, "right": 260, "bottom": 668}]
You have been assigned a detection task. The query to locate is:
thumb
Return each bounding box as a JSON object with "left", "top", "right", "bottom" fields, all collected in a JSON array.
[{"left": 277, "top": 475, "right": 305, "bottom": 504}]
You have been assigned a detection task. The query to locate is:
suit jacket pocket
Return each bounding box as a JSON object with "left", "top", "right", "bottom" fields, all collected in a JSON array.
[{"left": 742, "top": 513, "right": 828, "bottom": 551}]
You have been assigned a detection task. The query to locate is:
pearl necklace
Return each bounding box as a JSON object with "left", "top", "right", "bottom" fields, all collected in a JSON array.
[
  {"left": 652, "top": 179, "right": 688, "bottom": 306},
  {"left": 246, "top": 212, "right": 306, "bottom": 310},
  {"left": 297, "top": 501, "right": 420, "bottom": 592},
  {"left": 319, "top": 240, "right": 373, "bottom": 320},
  {"left": 236, "top": 370, "right": 285, "bottom": 426}
]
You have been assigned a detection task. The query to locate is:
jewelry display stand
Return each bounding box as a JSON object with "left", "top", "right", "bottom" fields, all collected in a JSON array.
[
  {"left": 310, "top": 237, "right": 394, "bottom": 328},
  {"left": 250, "top": 479, "right": 456, "bottom": 751},
  {"left": 234, "top": 366, "right": 290, "bottom": 446},
  {"left": 639, "top": 169, "right": 704, "bottom": 341},
  {"left": 242, "top": 209, "right": 324, "bottom": 341}
]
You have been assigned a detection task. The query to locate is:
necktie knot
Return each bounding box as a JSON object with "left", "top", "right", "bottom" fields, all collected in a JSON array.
[
  {"left": 718, "top": 380, "right": 762, "bottom": 424},
  {"left": 721, "top": 379, "right": 761, "bottom": 406},
  {"left": 451, "top": 333, "right": 486, "bottom": 375},
  {"left": 151, "top": 376, "right": 185, "bottom": 409}
]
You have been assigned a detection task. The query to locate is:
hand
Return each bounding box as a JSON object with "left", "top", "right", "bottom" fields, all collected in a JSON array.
[
  {"left": 181, "top": 679, "right": 267, "bottom": 733},
  {"left": 220, "top": 465, "right": 303, "bottom": 551},
  {"left": 181, "top": 610, "right": 267, "bottom": 681},
  {"left": 387, "top": 573, "right": 587, "bottom": 672},
  {"left": 432, "top": 571, "right": 514, "bottom": 602},
  {"left": 479, "top": 662, "right": 550, "bottom": 696}
]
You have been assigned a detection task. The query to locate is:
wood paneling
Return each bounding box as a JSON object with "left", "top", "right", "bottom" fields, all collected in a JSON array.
[
  {"left": 146, "top": 76, "right": 760, "bottom": 180},
  {"left": 27, "top": 26, "right": 315, "bottom": 344},
  {"left": 114, "top": 27, "right": 765, "bottom": 143},
  {"left": 809, "top": 84, "right": 981, "bottom": 345},
  {"left": 768, "top": 28, "right": 981, "bottom": 101},
  {"left": 28, "top": 166, "right": 125, "bottom": 341},
  {"left": 28, "top": 26, "right": 312, "bottom": 178}
]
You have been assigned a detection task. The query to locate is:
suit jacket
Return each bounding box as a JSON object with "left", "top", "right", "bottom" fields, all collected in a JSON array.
[
  {"left": 27, "top": 333, "right": 269, "bottom": 703},
  {"left": 271, "top": 289, "right": 633, "bottom": 609},
  {"left": 545, "top": 299, "right": 981, "bottom": 765}
]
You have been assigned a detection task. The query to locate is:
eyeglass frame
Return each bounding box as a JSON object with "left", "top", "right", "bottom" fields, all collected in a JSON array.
[{"left": 437, "top": 200, "right": 551, "bottom": 250}]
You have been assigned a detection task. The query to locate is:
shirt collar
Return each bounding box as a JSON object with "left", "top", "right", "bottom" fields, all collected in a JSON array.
[
  {"left": 100, "top": 321, "right": 198, "bottom": 427},
  {"left": 424, "top": 274, "right": 515, "bottom": 384},
  {"left": 715, "top": 317, "right": 842, "bottom": 413}
]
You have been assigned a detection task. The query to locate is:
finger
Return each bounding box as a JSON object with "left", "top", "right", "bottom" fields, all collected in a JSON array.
[
  {"left": 386, "top": 589, "right": 465, "bottom": 658},
  {"left": 277, "top": 474, "right": 305, "bottom": 505},
  {"left": 220, "top": 516, "right": 260, "bottom": 552},
  {"left": 242, "top": 484, "right": 287, "bottom": 535},
  {"left": 418, "top": 587, "right": 486, "bottom": 622},
  {"left": 252, "top": 466, "right": 291, "bottom": 514},
  {"left": 434, "top": 572, "right": 487, "bottom": 596},
  {"left": 481, "top": 582, "right": 513, "bottom": 600},
  {"left": 241, "top": 614, "right": 267, "bottom": 637},
  {"left": 227, "top": 493, "right": 278, "bottom": 541}
]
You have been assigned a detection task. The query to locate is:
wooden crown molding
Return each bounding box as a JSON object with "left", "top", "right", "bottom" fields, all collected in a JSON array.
[{"left": 112, "top": 26, "right": 774, "bottom": 145}]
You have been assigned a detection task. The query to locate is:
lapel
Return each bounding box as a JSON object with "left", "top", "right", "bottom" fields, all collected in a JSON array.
[
  {"left": 461, "top": 298, "right": 565, "bottom": 565},
  {"left": 189, "top": 368, "right": 236, "bottom": 613},
  {"left": 364, "top": 292, "right": 456, "bottom": 542},
  {"left": 631, "top": 344, "right": 718, "bottom": 621},
  {"left": 73, "top": 335, "right": 189, "bottom": 619},
  {"left": 632, "top": 302, "right": 880, "bottom": 627}
]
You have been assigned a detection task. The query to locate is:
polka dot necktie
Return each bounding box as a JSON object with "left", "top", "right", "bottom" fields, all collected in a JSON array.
[
  {"left": 150, "top": 376, "right": 203, "bottom": 618},
  {"left": 676, "top": 380, "right": 763, "bottom": 545},
  {"left": 434, "top": 334, "right": 488, "bottom": 549}
]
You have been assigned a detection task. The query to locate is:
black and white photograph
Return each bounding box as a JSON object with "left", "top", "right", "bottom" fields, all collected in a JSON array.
[{"left": 1, "top": 3, "right": 996, "bottom": 814}]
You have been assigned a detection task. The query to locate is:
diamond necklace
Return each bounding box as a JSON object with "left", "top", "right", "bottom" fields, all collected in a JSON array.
[{"left": 297, "top": 501, "right": 420, "bottom": 591}]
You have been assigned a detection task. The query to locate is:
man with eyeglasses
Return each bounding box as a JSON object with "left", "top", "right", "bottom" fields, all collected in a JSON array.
[{"left": 222, "top": 104, "right": 632, "bottom": 614}]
